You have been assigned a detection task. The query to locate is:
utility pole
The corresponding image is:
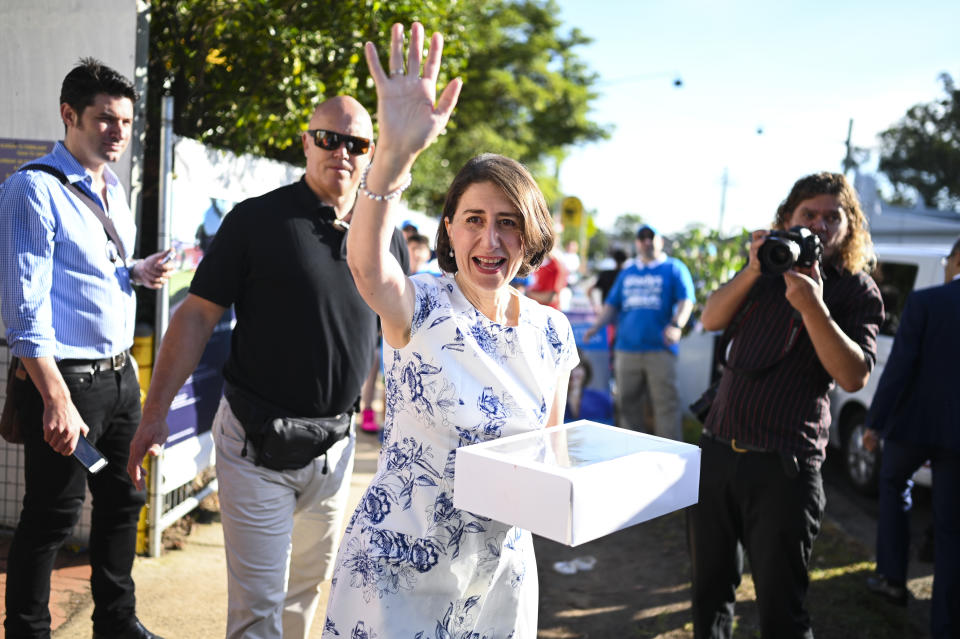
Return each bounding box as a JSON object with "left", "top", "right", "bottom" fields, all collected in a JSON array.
[
  {"left": 718, "top": 167, "right": 728, "bottom": 232},
  {"left": 842, "top": 118, "right": 855, "bottom": 176}
]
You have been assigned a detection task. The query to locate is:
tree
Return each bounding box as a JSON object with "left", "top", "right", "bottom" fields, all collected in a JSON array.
[
  {"left": 609, "top": 213, "right": 646, "bottom": 248},
  {"left": 878, "top": 72, "right": 960, "bottom": 211},
  {"left": 145, "top": 0, "right": 607, "bottom": 215},
  {"left": 669, "top": 225, "right": 751, "bottom": 329},
  {"left": 418, "top": 0, "right": 609, "bottom": 213},
  {"left": 146, "top": 1, "right": 459, "bottom": 163}
]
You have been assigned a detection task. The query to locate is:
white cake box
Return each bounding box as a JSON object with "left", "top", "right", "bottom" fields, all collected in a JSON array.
[{"left": 453, "top": 420, "right": 700, "bottom": 546}]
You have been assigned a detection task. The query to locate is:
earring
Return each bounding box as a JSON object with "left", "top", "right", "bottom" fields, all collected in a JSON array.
[{"left": 449, "top": 249, "right": 454, "bottom": 257}]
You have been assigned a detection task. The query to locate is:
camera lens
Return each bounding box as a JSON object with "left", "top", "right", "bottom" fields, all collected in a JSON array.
[
  {"left": 758, "top": 236, "right": 801, "bottom": 275},
  {"left": 769, "top": 244, "right": 792, "bottom": 265}
]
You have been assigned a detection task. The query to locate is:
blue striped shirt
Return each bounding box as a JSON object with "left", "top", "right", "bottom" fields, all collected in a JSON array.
[{"left": 0, "top": 142, "right": 137, "bottom": 360}]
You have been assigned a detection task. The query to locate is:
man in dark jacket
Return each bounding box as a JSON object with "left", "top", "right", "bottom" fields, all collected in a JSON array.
[{"left": 863, "top": 236, "right": 960, "bottom": 638}]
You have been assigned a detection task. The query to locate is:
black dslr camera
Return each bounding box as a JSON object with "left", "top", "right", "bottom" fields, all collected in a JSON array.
[{"left": 757, "top": 226, "right": 822, "bottom": 275}]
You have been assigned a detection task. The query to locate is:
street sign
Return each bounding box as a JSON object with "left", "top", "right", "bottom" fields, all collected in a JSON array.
[{"left": 561, "top": 196, "right": 584, "bottom": 229}]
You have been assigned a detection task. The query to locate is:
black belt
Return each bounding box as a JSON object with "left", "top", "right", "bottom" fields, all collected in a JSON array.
[
  {"left": 701, "top": 428, "right": 770, "bottom": 453},
  {"left": 57, "top": 350, "right": 129, "bottom": 374}
]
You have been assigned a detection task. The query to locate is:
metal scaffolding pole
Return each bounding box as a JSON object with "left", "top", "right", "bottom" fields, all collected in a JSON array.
[{"left": 148, "top": 94, "right": 175, "bottom": 558}]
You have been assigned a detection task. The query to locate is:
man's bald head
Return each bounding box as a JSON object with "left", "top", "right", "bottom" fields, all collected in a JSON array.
[
  {"left": 309, "top": 96, "right": 373, "bottom": 138},
  {"left": 301, "top": 95, "right": 374, "bottom": 211}
]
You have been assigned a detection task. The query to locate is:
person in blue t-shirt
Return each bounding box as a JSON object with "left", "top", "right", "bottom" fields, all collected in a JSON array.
[{"left": 584, "top": 224, "right": 694, "bottom": 439}]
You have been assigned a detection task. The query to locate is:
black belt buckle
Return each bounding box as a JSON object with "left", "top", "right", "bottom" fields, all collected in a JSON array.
[
  {"left": 730, "top": 438, "right": 750, "bottom": 453},
  {"left": 702, "top": 428, "right": 766, "bottom": 453}
]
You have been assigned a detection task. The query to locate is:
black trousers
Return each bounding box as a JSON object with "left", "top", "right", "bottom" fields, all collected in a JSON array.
[
  {"left": 4, "top": 361, "right": 146, "bottom": 639},
  {"left": 688, "top": 436, "right": 825, "bottom": 639},
  {"left": 876, "top": 439, "right": 960, "bottom": 639}
]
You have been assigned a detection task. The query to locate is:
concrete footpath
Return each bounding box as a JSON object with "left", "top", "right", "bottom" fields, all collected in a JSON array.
[{"left": 0, "top": 432, "right": 382, "bottom": 639}]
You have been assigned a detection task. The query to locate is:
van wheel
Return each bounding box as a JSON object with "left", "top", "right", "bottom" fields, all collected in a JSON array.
[{"left": 841, "top": 411, "right": 879, "bottom": 496}]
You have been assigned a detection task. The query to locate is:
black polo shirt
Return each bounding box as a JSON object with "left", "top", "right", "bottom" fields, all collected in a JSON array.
[
  {"left": 705, "top": 264, "right": 883, "bottom": 463},
  {"left": 190, "top": 178, "right": 409, "bottom": 417}
]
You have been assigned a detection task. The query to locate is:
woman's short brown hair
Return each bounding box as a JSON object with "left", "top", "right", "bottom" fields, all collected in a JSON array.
[
  {"left": 435, "top": 154, "right": 554, "bottom": 278},
  {"left": 773, "top": 172, "right": 874, "bottom": 273}
]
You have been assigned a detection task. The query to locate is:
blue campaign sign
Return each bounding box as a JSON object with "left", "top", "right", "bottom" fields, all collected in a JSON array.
[
  {"left": 565, "top": 310, "right": 607, "bottom": 351},
  {"left": 165, "top": 310, "right": 232, "bottom": 445},
  {"left": 163, "top": 216, "right": 235, "bottom": 446},
  {"left": 563, "top": 310, "right": 612, "bottom": 394},
  {"left": 571, "top": 322, "right": 608, "bottom": 351}
]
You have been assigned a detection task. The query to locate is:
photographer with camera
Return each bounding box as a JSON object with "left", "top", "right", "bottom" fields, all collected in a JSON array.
[{"left": 687, "top": 172, "right": 884, "bottom": 639}]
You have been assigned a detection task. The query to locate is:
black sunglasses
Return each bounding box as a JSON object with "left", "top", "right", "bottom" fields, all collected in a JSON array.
[
  {"left": 638, "top": 231, "right": 655, "bottom": 240},
  {"left": 306, "top": 129, "right": 371, "bottom": 156}
]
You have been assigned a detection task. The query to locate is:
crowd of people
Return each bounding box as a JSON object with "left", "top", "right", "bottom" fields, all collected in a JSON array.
[{"left": 1, "top": 22, "right": 956, "bottom": 639}]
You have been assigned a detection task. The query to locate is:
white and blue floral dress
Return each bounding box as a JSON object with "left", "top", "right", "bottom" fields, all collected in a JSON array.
[{"left": 322, "top": 272, "right": 578, "bottom": 639}]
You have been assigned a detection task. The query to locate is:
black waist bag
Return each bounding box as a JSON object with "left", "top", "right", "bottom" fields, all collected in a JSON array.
[{"left": 224, "top": 382, "right": 351, "bottom": 472}]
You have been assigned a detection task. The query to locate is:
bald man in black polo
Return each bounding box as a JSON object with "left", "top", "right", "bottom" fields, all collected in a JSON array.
[{"left": 128, "top": 96, "right": 408, "bottom": 639}]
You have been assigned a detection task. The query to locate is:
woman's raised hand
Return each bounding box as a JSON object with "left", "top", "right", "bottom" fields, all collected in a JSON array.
[{"left": 364, "top": 23, "right": 462, "bottom": 165}]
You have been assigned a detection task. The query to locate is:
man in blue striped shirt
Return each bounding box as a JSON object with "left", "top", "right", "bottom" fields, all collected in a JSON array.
[{"left": 0, "top": 58, "right": 172, "bottom": 639}]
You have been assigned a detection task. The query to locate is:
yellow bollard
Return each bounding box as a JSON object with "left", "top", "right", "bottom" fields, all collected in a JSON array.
[
  {"left": 136, "top": 462, "right": 150, "bottom": 555},
  {"left": 131, "top": 330, "right": 155, "bottom": 552},
  {"left": 132, "top": 333, "right": 154, "bottom": 405}
]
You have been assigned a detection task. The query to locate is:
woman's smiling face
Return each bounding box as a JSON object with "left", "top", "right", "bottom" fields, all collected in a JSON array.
[{"left": 444, "top": 181, "right": 525, "bottom": 291}]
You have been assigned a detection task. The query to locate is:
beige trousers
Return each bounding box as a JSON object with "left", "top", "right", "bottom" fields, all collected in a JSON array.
[{"left": 212, "top": 396, "right": 355, "bottom": 639}]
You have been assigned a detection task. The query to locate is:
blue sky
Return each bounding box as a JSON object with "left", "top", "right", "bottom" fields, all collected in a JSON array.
[{"left": 552, "top": 0, "right": 960, "bottom": 235}]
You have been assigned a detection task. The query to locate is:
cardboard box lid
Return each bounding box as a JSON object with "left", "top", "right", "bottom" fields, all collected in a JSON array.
[{"left": 459, "top": 419, "right": 699, "bottom": 471}]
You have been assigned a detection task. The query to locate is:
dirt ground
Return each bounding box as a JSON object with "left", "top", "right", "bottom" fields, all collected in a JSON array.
[
  {"left": 15, "top": 432, "right": 932, "bottom": 639},
  {"left": 535, "top": 511, "right": 694, "bottom": 638},
  {"left": 532, "top": 461, "right": 934, "bottom": 639}
]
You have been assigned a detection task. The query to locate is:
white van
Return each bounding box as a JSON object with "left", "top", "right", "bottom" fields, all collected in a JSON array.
[
  {"left": 677, "top": 243, "right": 951, "bottom": 494},
  {"left": 827, "top": 244, "right": 948, "bottom": 494}
]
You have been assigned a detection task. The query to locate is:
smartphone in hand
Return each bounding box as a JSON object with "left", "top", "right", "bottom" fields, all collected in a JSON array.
[{"left": 74, "top": 436, "right": 107, "bottom": 474}]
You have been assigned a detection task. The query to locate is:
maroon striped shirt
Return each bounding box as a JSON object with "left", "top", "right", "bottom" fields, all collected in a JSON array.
[{"left": 704, "top": 265, "right": 884, "bottom": 464}]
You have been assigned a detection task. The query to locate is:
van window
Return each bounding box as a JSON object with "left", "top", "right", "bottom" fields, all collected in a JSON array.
[{"left": 871, "top": 261, "right": 918, "bottom": 336}]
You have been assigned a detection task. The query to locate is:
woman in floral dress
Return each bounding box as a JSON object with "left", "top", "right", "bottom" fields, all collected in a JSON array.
[{"left": 322, "top": 23, "right": 578, "bottom": 639}]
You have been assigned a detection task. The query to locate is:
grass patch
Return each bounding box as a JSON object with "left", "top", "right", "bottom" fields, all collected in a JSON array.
[
  {"left": 671, "top": 518, "right": 928, "bottom": 638},
  {"left": 727, "top": 519, "right": 928, "bottom": 639},
  {"left": 167, "top": 268, "right": 194, "bottom": 300},
  {"left": 805, "top": 519, "right": 926, "bottom": 638},
  {"left": 681, "top": 416, "right": 702, "bottom": 444}
]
